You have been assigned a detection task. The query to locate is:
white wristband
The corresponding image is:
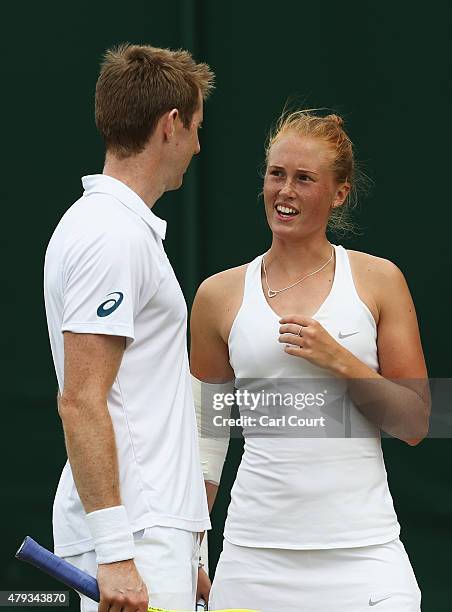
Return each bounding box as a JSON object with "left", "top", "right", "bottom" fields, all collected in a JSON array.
[{"left": 86, "top": 505, "right": 134, "bottom": 564}]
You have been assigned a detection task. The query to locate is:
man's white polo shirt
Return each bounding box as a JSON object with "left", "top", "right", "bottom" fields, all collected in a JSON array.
[{"left": 44, "top": 174, "right": 210, "bottom": 557}]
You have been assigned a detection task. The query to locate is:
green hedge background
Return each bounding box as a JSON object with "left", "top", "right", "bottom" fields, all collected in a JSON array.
[{"left": 2, "top": 1, "right": 450, "bottom": 610}]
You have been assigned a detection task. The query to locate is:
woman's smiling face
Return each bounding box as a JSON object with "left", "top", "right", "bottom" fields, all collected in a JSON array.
[{"left": 263, "top": 132, "right": 349, "bottom": 240}]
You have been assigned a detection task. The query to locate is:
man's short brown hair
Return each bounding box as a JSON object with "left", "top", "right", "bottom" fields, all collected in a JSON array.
[{"left": 95, "top": 43, "right": 215, "bottom": 158}]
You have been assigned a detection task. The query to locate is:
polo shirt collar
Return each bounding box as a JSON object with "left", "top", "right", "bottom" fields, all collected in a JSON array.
[{"left": 82, "top": 174, "right": 167, "bottom": 240}]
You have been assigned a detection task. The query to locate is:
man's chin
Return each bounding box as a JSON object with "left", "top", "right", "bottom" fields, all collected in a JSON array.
[{"left": 166, "top": 176, "right": 184, "bottom": 192}]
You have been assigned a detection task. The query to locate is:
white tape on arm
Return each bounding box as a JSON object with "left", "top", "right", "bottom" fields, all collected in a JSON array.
[
  {"left": 192, "top": 375, "right": 234, "bottom": 486},
  {"left": 86, "top": 505, "right": 134, "bottom": 564}
]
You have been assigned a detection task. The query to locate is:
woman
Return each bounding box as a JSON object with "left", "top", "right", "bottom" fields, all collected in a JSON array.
[{"left": 191, "top": 111, "right": 429, "bottom": 612}]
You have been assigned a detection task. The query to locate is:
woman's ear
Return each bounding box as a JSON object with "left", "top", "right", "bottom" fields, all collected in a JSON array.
[{"left": 332, "top": 182, "right": 350, "bottom": 208}]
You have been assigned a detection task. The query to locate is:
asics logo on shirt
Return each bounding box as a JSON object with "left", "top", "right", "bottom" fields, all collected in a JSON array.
[
  {"left": 97, "top": 292, "right": 124, "bottom": 317},
  {"left": 369, "top": 596, "right": 392, "bottom": 606},
  {"left": 338, "top": 331, "right": 360, "bottom": 339}
]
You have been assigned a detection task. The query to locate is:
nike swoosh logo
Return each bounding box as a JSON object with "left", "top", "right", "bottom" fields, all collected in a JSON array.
[
  {"left": 97, "top": 292, "right": 124, "bottom": 317},
  {"left": 369, "top": 596, "right": 392, "bottom": 606},
  {"left": 338, "top": 331, "right": 360, "bottom": 339}
]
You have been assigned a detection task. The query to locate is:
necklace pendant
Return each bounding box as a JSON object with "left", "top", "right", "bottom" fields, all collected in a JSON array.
[{"left": 268, "top": 289, "right": 278, "bottom": 298}]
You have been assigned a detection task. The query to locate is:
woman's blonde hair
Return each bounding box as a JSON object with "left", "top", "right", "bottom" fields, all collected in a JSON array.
[{"left": 265, "top": 110, "right": 368, "bottom": 235}]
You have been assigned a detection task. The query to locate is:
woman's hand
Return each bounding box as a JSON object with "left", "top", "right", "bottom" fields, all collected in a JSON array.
[
  {"left": 196, "top": 566, "right": 211, "bottom": 608},
  {"left": 279, "top": 314, "right": 350, "bottom": 374}
]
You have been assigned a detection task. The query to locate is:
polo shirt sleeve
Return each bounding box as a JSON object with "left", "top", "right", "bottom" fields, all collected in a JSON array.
[{"left": 61, "top": 228, "right": 159, "bottom": 340}]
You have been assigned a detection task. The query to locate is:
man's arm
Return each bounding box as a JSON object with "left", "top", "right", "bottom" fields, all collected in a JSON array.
[
  {"left": 59, "top": 332, "right": 124, "bottom": 511},
  {"left": 59, "top": 331, "right": 148, "bottom": 612}
]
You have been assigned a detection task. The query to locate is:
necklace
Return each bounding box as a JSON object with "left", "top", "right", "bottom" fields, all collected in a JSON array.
[{"left": 262, "top": 245, "right": 334, "bottom": 298}]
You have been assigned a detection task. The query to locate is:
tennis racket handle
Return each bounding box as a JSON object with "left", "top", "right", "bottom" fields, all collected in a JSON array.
[
  {"left": 16, "top": 536, "right": 100, "bottom": 602},
  {"left": 16, "top": 536, "right": 261, "bottom": 612}
]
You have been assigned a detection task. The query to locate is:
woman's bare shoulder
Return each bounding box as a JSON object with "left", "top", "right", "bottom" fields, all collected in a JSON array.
[
  {"left": 346, "top": 249, "right": 404, "bottom": 281},
  {"left": 345, "top": 249, "right": 407, "bottom": 324},
  {"left": 195, "top": 263, "right": 250, "bottom": 303},
  {"left": 192, "top": 262, "right": 251, "bottom": 342}
]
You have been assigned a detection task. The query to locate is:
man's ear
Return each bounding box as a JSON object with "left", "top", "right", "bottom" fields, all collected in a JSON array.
[
  {"left": 332, "top": 182, "right": 351, "bottom": 208},
  {"left": 161, "top": 108, "right": 179, "bottom": 141}
]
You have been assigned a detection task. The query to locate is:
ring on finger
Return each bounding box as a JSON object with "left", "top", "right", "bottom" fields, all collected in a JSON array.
[{"left": 297, "top": 325, "right": 303, "bottom": 337}]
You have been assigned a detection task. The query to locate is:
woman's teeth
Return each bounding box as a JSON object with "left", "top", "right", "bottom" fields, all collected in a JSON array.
[{"left": 276, "top": 205, "right": 298, "bottom": 215}]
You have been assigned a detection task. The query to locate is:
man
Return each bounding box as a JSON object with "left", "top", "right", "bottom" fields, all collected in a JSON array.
[{"left": 44, "top": 43, "right": 214, "bottom": 612}]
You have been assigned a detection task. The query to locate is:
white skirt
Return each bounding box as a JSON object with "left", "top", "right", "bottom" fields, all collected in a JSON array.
[{"left": 209, "top": 537, "right": 421, "bottom": 612}]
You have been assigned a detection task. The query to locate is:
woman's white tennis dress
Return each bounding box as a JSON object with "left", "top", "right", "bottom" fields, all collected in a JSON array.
[{"left": 208, "top": 245, "right": 421, "bottom": 612}]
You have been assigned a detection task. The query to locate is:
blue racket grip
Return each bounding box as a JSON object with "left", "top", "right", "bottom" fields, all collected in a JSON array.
[{"left": 16, "top": 536, "right": 100, "bottom": 602}]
